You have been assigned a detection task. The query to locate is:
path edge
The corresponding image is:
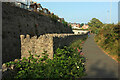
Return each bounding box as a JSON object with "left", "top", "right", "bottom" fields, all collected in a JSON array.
[{"left": 93, "top": 35, "right": 119, "bottom": 63}]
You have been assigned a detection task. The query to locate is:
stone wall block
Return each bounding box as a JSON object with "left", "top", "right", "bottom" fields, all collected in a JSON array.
[
  {"left": 20, "top": 35, "right": 25, "bottom": 43},
  {"left": 26, "top": 34, "right": 30, "bottom": 42}
]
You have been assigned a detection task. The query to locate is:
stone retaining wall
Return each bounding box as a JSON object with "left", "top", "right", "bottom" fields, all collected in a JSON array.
[
  {"left": 2, "top": 33, "right": 88, "bottom": 78},
  {"left": 2, "top": 3, "right": 73, "bottom": 63},
  {"left": 53, "top": 34, "right": 87, "bottom": 52},
  {"left": 21, "top": 33, "right": 87, "bottom": 59}
]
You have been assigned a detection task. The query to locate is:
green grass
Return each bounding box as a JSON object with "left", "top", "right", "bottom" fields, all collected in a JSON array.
[
  {"left": 69, "top": 37, "right": 87, "bottom": 49},
  {"left": 69, "top": 39, "right": 82, "bottom": 49}
]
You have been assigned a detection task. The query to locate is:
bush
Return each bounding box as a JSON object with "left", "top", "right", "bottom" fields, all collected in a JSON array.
[
  {"left": 4, "top": 46, "right": 86, "bottom": 79},
  {"left": 88, "top": 18, "right": 103, "bottom": 34},
  {"left": 61, "top": 20, "right": 69, "bottom": 27},
  {"left": 49, "top": 14, "right": 59, "bottom": 23},
  {"left": 95, "top": 23, "right": 119, "bottom": 61}
]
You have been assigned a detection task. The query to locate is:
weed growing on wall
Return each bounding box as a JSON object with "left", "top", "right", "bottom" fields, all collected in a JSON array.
[{"left": 49, "top": 14, "right": 59, "bottom": 23}]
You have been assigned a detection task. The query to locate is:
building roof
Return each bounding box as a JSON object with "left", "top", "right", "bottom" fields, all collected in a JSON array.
[{"left": 72, "top": 26, "right": 82, "bottom": 29}]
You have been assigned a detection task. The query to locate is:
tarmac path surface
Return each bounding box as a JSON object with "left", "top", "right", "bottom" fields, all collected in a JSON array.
[{"left": 82, "top": 34, "right": 119, "bottom": 78}]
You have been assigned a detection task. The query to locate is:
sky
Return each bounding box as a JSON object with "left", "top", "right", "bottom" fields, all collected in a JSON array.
[
  {"left": 32, "top": 0, "right": 119, "bottom": 24},
  {"left": 33, "top": 0, "right": 119, "bottom": 2},
  {"left": 118, "top": 1, "right": 120, "bottom": 22}
]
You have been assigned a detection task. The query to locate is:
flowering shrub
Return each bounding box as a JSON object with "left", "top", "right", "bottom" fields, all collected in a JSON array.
[
  {"left": 82, "top": 41, "right": 85, "bottom": 44},
  {"left": 3, "top": 36, "right": 87, "bottom": 79},
  {"left": 77, "top": 48, "right": 81, "bottom": 53},
  {"left": 3, "top": 46, "right": 86, "bottom": 79}
]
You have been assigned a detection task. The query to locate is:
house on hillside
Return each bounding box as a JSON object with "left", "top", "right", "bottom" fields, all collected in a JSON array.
[
  {"left": 82, "top": 24, "right": 89, "bottom": 29},
  {"left": 37, "top": 3, "right": 43, "bottom": 11},
  {"left": 43, "top": 8, "right": 51, "bottom": 14},
  {"left": 15, "top": 0, "right": 30, "bottom": 9},
  {"left": 69, "top": 23, "right": 81, "bottom": 28},
  {"left": 72, "top": 30, "right": 89, "bottom": 34},
  {"left": 30, "top": 1, "right": 43, "bottom": 11},
  {"left": 68, "top": 23, "right": 89, "bottom": 34}
]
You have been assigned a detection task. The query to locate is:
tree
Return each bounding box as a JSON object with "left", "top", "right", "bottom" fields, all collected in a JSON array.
[
  {"left": 88, "top": 18, "right": 103, "bottom": 34},
  {"left": 80, "top": 23, "right": 84, "bottom": 27},
  {"left": 88, "top": 18, "right": 103, "bottom": 28}
]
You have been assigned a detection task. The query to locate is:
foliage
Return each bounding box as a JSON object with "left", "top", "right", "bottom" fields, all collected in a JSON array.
[
  {"left": 88, "top": 18, "right": 103, "bottom": 34},
  {"left": 63, "top": 21, "right": 68, "bottom": 27},
  {"left": 49, "top": 14, "right": 59, "bottom": 23},
  {"left": 61, "top": 19, "right": 69, "bottom": 27},
  {"left": 73, "top": 29, "right": 89, "bottom": 31},
  {"left": 80, "top": 23, "right": 84, "bottom": 27},
  {"left": 48, "top": 14, "right": 69, "bottom": 28},
  {"left": 32, "top": 6, "right": 70, "bottom": 28},
  {"left": 69, "top": 25, "right": 72, "bottom": 29},
  {"left": 95, "top": 23, "right": 119, "bottom": 61},
  {"left": 88, "top": 18, "right": 103, "bottom": 28},
  {"left": 69, "top": 38, "right": 87, "bottom": 50},
  {"left": 4, "top": 46, "right": 87, "bottom": 79}
]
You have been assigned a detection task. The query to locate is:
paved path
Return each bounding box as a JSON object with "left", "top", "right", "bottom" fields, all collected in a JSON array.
[{"left": 82, "top": 34, "right": 119, "bottom": 78}]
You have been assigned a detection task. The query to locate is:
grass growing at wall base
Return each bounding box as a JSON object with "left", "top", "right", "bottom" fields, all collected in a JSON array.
[{"left": 69, "top": 38, "right": 87, "bottom": 50}]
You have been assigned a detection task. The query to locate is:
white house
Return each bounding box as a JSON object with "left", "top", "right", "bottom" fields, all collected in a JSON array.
[
  {"left": 82, "top": 24, "right": 89, "bottom": 29},
  {"left": 15, "top": 0, "right": 30, "bottom": 9},
  {"left": 72, "top": 30, "right": 89, "bottom": 34},
  {"left": 72, "top": 26, "right": 82, "bottom": 29}
]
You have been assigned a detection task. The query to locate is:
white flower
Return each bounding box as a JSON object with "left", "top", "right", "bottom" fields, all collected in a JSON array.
[
  {"left": 77, "top": 66, "right": 79, "bottom": 68},
  {"left": 11, "top": 65, "right": 14, "bottom": 69},
  {"left": 75, "top": 62, "right": 77, "bottom": 65},
  {"left": 82, "top": 63, "right": 84, "bottom": 65}
]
